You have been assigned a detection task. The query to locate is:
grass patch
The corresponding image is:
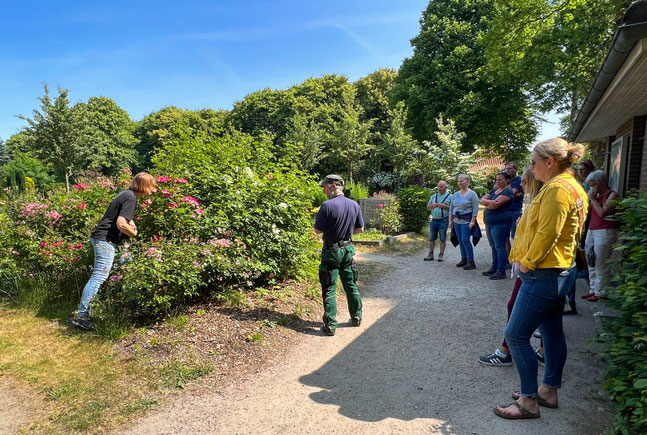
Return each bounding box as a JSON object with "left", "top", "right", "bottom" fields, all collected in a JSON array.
[
  {"left": 167, "top": 314, "right": 189, "bottom": 332},
  {"left": 0, "top": 306, "right": 213, "bottom": 433},
  {"left": 353, "top": 228, "right": 386, "bottom": 241}
]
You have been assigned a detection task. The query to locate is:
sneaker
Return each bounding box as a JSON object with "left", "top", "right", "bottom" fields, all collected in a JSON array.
[
  {"left": 482, "top": 267, "right": 496, "bottom": 276},
  {"left": 535, "top": 348, "right": 545, "bottom": 366},
  {"left": 72, "top": 317, "right": 93, "bottom": 331},
  {"left": 320, "top": 325, "right": 335, "bottom": 336},
  {"left": 437, "top": 253, "right": 444, "bottom": 262},
  {"left": 424, "top": 252, "right": 434, "bottom": 261},
  {"left": 478, "top": 349, "right": 513, "bottom": 367},
  {"left": 456, "top": 258, "right": 467, "bottom": 267},
  {"left": 351, "top": 317, "right": 361, "bottom": 327},
  {"left": 533, "top": 330, "right": 542, "bottom": 338},
  {"left": 489, "top": 270, "right": 507, "bottom": 280}
]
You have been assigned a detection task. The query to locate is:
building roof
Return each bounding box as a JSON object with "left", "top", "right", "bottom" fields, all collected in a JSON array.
[{"left": 570, "top": 0, "right": 647, "bottom": 142}]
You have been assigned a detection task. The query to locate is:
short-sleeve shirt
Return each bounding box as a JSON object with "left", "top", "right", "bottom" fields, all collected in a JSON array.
[
  {"left": 314, "top": 195, "right": 364, "bottom": 243},
  {"left": 91, "top": 190, "right": 137, "bottom": 244},
  {"left": 428, "top": 192, "right": 454, "bottom": 220},
  {"left": 509, "top": 176, "right": 524, "bottom": 213},
  {"left": 483, "top": 187, "right": 514, "bottom": 225}
]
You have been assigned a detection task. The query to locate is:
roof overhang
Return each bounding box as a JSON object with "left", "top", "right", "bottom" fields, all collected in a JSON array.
[
  {"left": 575, "top": 38, "right": 647, "bottom": 142},
  {"left": 570, "top": 0, "right": 647, "bottom": 142}
]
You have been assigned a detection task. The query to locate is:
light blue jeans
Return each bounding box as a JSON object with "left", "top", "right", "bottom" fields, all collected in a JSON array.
[
  {"left": 505, "top": 268, "right": 567, "bottom": 398},
  {"left": 455, "top": 223, "right": 474, "bottom": 260},
  {"left": 77, "top": 238, "right": 117, "bottom": 318}
]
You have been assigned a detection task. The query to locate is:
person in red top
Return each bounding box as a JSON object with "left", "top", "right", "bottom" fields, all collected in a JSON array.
[{"left": 583, "top": 170, "right": 618, "bottom": 302}]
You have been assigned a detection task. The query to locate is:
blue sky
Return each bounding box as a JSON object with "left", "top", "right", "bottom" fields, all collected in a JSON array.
[{"left": 0, "top": 0, "right": 559, "bottom": 142}]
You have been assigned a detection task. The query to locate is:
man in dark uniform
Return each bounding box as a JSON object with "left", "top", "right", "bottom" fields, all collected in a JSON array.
[{"left": 314, "top": 174, "right": 365, "bottom": 336}]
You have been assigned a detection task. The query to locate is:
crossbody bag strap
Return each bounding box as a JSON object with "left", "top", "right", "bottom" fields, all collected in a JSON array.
[{"left": 554, "top": 178, "right": 585, "bottom": 242}]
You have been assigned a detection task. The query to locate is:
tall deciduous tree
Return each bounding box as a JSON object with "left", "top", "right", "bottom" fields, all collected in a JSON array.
[
  {"left": 284, "top": 113, "right": 325, "bottom": 171},
  {"left": 392, "top": 0, "right": 537, "bottom": 156},
  {"left": 19, "top": 84, "right": 90, "bottom": 192},
  {"left": 485, "top": 0, "right": 627, "bottom": 130},
  {"left": 330, "top": 105, "right": 373, "bottom": 185},
  {"left": 382, "top": 102, "right": 419, "bottom": 176}
]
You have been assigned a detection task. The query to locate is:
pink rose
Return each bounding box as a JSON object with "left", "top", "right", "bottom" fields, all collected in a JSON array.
[{"left": 78, "top": 203, "right": 87, "bottom": 209}]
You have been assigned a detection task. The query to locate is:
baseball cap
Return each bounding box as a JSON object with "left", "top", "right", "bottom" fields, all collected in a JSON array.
[{"left": 318, "top": 174, "right": 344, "bottom": 187}]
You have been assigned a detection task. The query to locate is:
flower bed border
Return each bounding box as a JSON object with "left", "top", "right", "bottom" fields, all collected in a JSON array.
[{"left": 353, "top": 232, "right": 415, "bottom": 247}]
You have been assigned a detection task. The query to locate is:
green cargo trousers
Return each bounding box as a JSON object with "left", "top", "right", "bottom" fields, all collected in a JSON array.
[{"left": 319, "top": 244, "right": 362, "bottom": 331}]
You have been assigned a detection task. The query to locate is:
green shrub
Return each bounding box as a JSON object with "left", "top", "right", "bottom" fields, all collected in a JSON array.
[
  {"left": 370, "top": 202, "right": 402, "bottom": 235},
  {"left": 602, "top": 190, "right": 647, "bottom": 434},
  {"left": 368, "top": 172, "right": 401, "bottom": 195},
  {"left": 345, "top": 182, "right": 369, "bottom": 203},
  {"left": 397, "top": 186, "right": 432, "bottom": 232}
]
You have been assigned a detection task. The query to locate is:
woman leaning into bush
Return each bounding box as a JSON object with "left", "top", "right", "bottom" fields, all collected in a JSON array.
[
  {"left": 480, "top": 171, "right": 514, "bottom": 280},
  {"left": 72, "top": 172, "right": 156, "bottom": 330},
  {"left": 582, "top": 170, "right": 618, "bottom": 302},
  {"left": 493, "top": 138, "right": 588, "bottom": 419}
]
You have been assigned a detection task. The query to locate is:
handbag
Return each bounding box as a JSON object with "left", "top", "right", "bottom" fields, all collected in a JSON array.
[{"left": 557, "top": 264, "right": 578, "bottom": 296}]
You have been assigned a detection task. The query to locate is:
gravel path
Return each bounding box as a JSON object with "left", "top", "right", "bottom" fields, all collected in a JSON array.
[{"left": 124, "top": 241, "right": 613, "bottom": 434}]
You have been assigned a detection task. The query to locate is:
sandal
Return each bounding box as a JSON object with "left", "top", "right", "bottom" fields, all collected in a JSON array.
[
  {"left": 493, "top": 402, "right": 540, "bottom": 419},
  {"left": 512, "top": 391, "right": 558, "bottom": 409}
]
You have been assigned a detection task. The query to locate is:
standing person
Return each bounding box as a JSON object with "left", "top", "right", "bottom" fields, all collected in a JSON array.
[
  {"left": 72, "top": 172, "right": 156, "bottom": 330},
  {"left": 448, "top": 174, "right": 479, "bottom": 270},
  {"left": 505, "top": 162, "right": 524, "bottom": 252},
  {"left": 493, "top": 138, "right": 588, "bottom": 420},
  {"left": 314, "top": 174, "right": 364, "bottom": 336},
  {"left": 582, "top": 170, "right": 618, "bottom": 302},
  {"left": 577, "top": 159, "right": 595, "bottom": 191},
  {"left": 478, "top": 167, "right": 544, "bottom": 367},
  {"left": 424, "top": 180, "right": 453, "bottom": 262},
  {"left": 480, "top": 171, "right": 514, "bottom": 280}
]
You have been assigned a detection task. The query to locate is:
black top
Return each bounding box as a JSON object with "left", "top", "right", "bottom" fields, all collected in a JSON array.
[
  {"left": 91, "top": 190, "right": 137, "bottom": 244},
  {"left": 314, "top": 195, "right": 364, "bottom": 243}
]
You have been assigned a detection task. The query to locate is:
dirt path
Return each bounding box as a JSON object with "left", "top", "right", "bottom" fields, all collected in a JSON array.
[{"left": 123, "top": 242, "right": 613, "bottom": 434}]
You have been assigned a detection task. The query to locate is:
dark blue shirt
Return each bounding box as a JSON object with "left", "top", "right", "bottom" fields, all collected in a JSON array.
[
  {"left": 314, "top": 195, "right": 364, "bottom": 243},
  {"left": 509, "top": 176, "right": 524, "bottom": 213},
  {"left": 483, "top": 187, "right": 514, "bottom": 225}
]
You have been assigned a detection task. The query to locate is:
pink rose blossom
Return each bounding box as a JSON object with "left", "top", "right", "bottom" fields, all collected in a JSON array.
[
  {"left": 144, "top": 198, "right": 153, "bottom": 205},
  {"left": 40, "top": 241, "right": 47, "bottom": 247},
  {"left": 174, "top": 178, "right": 188, "bottom": 184},
  {"left": 151, "top": 187, "right": 158, "bottom": 193},
  {"left": 181, "top": 196, "right": 200, "bottom": 207},
  {"left": 169, "top": 203, "right": 179, "bottom": 209},
  {"left": 157, "top": 176, "right": 172, "bottom": 183},
  {"left": 76, "top": 243, "right": 83, "bottom": 249},
  {"left": 378, "top": 203, "right": 384, "bottom": 208},
  {"left": 161, "top": 189, "right": 172, "bottom": 198},
  {"left": 78, "top": 203, "right": 87, "bottom": 209},
  {"left": 73, "top": 183, "right": 88, "bottom": 190},
  {"left": 195, "top": 209, "right": 203, "bottom": 215}
]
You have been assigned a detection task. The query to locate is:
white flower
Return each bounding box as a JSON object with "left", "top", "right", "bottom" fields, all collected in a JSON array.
[{"left": 278, "top": 202, "right": 288, "bottom": 209}]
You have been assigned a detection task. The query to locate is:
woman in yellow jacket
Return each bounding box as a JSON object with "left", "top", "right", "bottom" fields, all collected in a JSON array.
[{"left": 494, "top": 138, "right": 588, "bottom": 419}]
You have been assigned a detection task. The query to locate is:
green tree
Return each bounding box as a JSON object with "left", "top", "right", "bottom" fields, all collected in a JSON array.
[
  {"left": 382, "top": 102, "right": 419, "bottom": 177},
  {"left": 74, "top": 96, "right": 138, "bottom": 175},
  {"left": 485, "top": 0, "right": 627, "bottom": 130},
  {"left": 330, "top": 105, "right": 373, "bottom": 185},
  {"left": 284, "top": 113, "right": 325, "bottom": 171},
  {"left": 0, "top": 138, "right": 11, "bottom": 166},
  {"left": 136, "top": 107, "right": 228, "bottom": 170},
  {"left": 0, "top": 151, "right": 55, "bottom": 191},
  {"left": 392, "top": 0, "right": 537, "bottom": 155},
  {"left": 18, "top": 84, "right": 91, "bottom": 193},
  {"left": 417, "top": 115, "right": 477, "bottom": 192}
]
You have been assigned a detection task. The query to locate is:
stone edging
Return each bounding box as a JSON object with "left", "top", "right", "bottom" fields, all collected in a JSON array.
[{"left": 353, "top": 232, "right": 415, "bottom": 247}]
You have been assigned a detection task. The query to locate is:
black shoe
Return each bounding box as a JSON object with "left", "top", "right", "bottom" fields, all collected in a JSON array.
[
  {"left": 320, "top": 325, "right": 335, "bottom": 336},
  {"left": 563, "top": 301, "right": 578, "bottom": 315},
  {"left": 489, "top": 270, "right": 507, "bottom": 280},
  {"left": 72, "top": 317, "right": 93, "bottom": 331},
  {"left": 351, "top": 317, "right": 361, "bottom": 327},
  {"left": 482, "top": 267, "right": 496, "bottom": 276},
  {"left": 463, "top": 259, "right": 476, "bottom": 270},
  {"left": 456, "top": 258, "right": 467, "bottom": 267}
]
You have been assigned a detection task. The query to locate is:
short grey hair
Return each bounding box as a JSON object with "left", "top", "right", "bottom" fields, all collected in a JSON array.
[
  {"left": 586, "top": 170, "right": 608, "bottom": 185},
  {"left": 457, "top": 174, "right": 471, "bottom": 183}
]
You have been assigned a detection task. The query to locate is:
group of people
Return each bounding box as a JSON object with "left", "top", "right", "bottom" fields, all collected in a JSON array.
[{"left": 73, "top": 137, "right": 619, "bottom": 422}]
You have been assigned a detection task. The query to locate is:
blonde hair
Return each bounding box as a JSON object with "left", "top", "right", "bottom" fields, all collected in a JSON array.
[
  {"left": 130, "top": 172, "right": 156, "bottom": 194},
  {"left": 457, "top": 174, "right": 471, "bottom": 183},
  {"left": 522, "top": 167, "right": 543, "bottom": 199},
  {"left": 533, "top": 138, "right": 584, "bottom": 172}
]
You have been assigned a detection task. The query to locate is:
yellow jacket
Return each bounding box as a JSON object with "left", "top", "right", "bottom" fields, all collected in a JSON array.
[{"left": 510, "top": 172, "right": 588, "bottom": 270}]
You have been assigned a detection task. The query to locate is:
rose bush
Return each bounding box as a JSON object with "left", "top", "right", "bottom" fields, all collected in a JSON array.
[{"left": 1, "top": 129, "right": 320, "bottom": 323}]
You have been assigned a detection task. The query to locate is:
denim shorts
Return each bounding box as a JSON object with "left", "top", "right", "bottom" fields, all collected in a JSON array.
[{"left": 429, "top": 217, "right": 449, "bottom": 242}]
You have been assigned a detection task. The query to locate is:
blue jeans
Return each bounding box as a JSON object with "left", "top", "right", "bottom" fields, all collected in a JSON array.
[
  {"left": 429, "top": 217, "right": 449, "bottom": 242},
  {"left": 455, "top": 223, "right": 473, "bottom": 260},
  {"left": 485, "top": 222, "right": 511, "bottom": 271},
  {"left": 505, "top": 269, "right": 567, "bottom": 398},
  {"left": 510, "top": 211, "right": 522, "bottom": 238},
  {"left": 77, "top": 238, "right": 117, "bottom": 318}
]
